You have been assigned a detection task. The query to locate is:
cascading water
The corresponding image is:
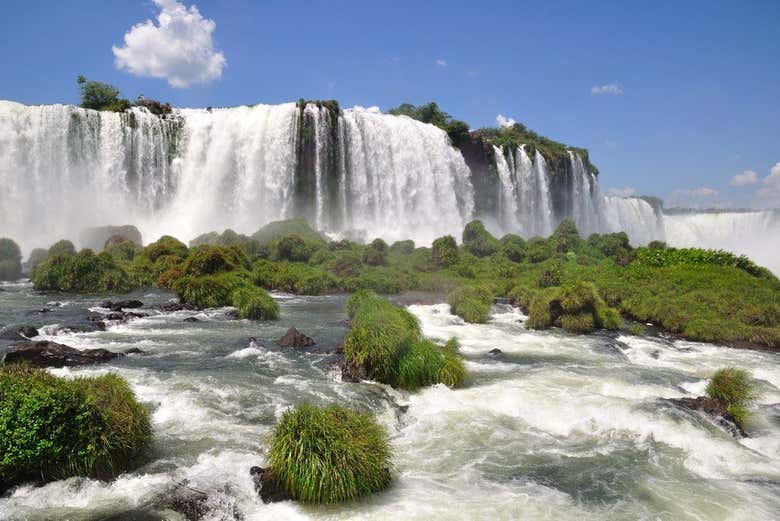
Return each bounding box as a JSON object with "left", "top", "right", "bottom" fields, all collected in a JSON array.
[{"left": 1, "top": 99, "right": 778, "bottom": 273}]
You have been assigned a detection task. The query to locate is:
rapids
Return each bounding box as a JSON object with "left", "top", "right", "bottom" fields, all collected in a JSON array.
[{"left": 1, "top": 282, "right": 778, "bottom": 520}]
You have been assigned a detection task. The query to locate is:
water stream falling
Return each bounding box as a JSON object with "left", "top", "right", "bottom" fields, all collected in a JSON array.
[{"left": 1, "top": 100, "right": 778, "bottom": 272}]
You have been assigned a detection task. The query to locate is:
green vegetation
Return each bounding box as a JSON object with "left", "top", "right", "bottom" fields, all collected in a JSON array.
[
  {"left": 344, "top": 290, "right": 466, "bottom": 389},
  {"left": 77, "top": 76, "right": 172, "bottom": 115},
  {"left": 0, "top": 237, "right": 23, "bottom": 281},
  {"left": 448, "top": 285, "right": 494, "bottom": 323},
  {"left": 387, "top": 102, "right": 470, "bottom": 145},
  {"left": 232, "top": 286, "right": 279, "bottom": 320},
  {"left": 0, "top": 365, "right": 151, "bottom": 489},
  {"left": 267, "top": 404, "right": 391, "bottom": 504},
  {"left": 9, "top": 215, "right": 778, "bottom": 348},
  {"left": 705, "top": 368, "right": 759, "bottom": 427}
]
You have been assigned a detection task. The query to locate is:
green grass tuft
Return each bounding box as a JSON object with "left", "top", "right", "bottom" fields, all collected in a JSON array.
[
  {"left": 231, "top": 286, "right": 279, "bottom": 320},
  {"left": 447, "top": 285, "right": 494, "bottom": 323},
  {"left": 268, "top": 404, "right": 392, "bottom": 504},
  {"left": 705, "top": 367, "right": 759, "bottom": 427}
]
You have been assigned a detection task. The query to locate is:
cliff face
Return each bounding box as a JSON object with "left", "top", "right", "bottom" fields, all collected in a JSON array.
[{"left": 457, "top": 134, "right": 498, "bottom": 219}]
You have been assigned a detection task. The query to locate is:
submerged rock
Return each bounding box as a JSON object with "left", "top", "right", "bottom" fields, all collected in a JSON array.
[
  {"left": 275, "top": 327, "right": 315, "bottom": 348},
  {"left": 250, "top": 466, "right": 291, "bottom": 504},
  {"left": 666, "top": 396, "right": 747, "bottom": 437},
  {"left": 124, "top": 347, "right": 147, "bottom": 355},
  {"left": 5, "top": 340, "right": 124, "bottom": 367},
  {"left": 151, "top": 301, "right": 198, "bottom": 312},
  {"left": 0, "top": 325, "right": 39, "bottom": 341},
  {"left": 489, "top": 348, "right": 503, "bottom": 355},
  {"left": 183, "top": 316, "right": 201, "bottom": 323}
]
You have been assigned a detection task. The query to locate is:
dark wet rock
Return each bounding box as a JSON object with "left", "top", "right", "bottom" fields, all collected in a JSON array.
[
  {"left": 33, "top": 308, "right": 52, "bottom": 314},
  {"left": 183, "top": 316, "right": 201, "bottom": 323},
  {"left": 125, "top": 347, "right": 147, "bottom": 355},
  {"left": 169, "top": 487, "right": 209, "bottom": 520},
  {"left": 250, "top": 466, "right": 291, "bottom": 504},
  {"left": 666, "top": 396, "right": 747, "bottom": 437},
  {"left": 151, "top": 301, "right": 198, "bottom": 312},
  {"left": 100, "top": 511, "right": 166, "bottom": 521},
  {"left": 5, "top": 340, "right": 124, "bottom": 367},
  {"left": 224, "top": 310, "right": 239, "bottom": 320},
  {"left": 276, "top": 327, "right": 315, "bottom": 348},
  {"left": 153, "top": 481, "right": 243, "bottom": 521},
  {"left": 0, "top": 325, "right": 39, "bottom": 341},
  {"left": 86, "top": 314, "right": 108, "bottom": 331},
  {"left": 489, "top": 348, "right": 503, "bottom": 355},
  {"left": 650, "top": 350, "right": 661, "bottom": 359},
  {"left": 341, "top": 358, "right": 367, "bottom": 382},
  {"left": 104, "top": 311, "right": 147, "bottom": 322},
  {"left": 101, "top": 299, "right": 144, "bottom": 311}
]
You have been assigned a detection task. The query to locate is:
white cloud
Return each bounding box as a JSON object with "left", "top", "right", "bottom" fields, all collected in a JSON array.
[
  {"left": 754, "top": 162, "right": 780, "bottom": 206},
  {"left": 113, "top": 0, "right": 226, "bottom": 88},
  {"left": 730, "top": 170, "right": 758, "bottom": 186},
  {"left": 435, "top": 59, "right": 447, "bottom": 67},
  {"left": 496, "top": 114, "right": 516, "bottom": 128},
  {"left": 591, "top": 82, "right": 623, "bottom": 95},
  {"left": 607, "top": 187, "right": 635, "bottom": 197}
]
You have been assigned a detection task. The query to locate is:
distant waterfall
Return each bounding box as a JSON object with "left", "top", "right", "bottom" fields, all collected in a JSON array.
[{"left": 603, "top": 196, "right": 665, "bottom": 245}]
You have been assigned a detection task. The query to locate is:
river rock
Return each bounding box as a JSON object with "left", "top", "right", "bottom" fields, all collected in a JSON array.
[
  {"left": 489, "top": 348, "right": 503, "bottom": 355},
  {"left": 101, "top": 299, "right": 144, "bottom": 311},
  {"left": 183, "top": 316, "right": 200, "bottom": 323},
  {"left": 666, "top": 396, "right": 747, "bottom": 437},
  {"left": 0, "top": 325, "right": 39, "bottom": 341},
  {"left": 275, "top": 327, "right": 315, "bottom": 348},
  {"left": 5, "top": 340, "right": 123, "bottom": 367},
  {"left": 250, "top": 466, "right": 291, "bottom": 503},
  {"left": 124, "top": 347, "right": 147, "bottom": 355},
  {"left": 151, "top": 301, "right": 198, "bottom": 312}
]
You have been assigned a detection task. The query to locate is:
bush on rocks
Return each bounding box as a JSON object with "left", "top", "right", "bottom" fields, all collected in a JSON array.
[
  {"left": 232, "top": 286, "right": 279, "bottom": 320},
  {"left": 447, "top": 285, "right": 494, "bottom": 323},
  {"left": 462, "top": 220, "right": 498, "bottom": 258}
]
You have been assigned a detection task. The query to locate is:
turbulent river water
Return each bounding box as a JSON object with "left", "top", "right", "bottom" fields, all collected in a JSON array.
[{"left": 1, "top": 281, "right": 779, "bottom": 520}]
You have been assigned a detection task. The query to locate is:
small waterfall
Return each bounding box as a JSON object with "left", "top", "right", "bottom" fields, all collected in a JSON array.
[
  {"left": 603, "top": 196, "right": 665, "bottom": 245},
  {"left": 339, "top": 108, "right": 474, "bottom": 244},
  {"left": 568, "top": 151, "right": 606, "bottom": 236},
  {"left": 493, "top": 146, "right": 520, "bottom": 232}
]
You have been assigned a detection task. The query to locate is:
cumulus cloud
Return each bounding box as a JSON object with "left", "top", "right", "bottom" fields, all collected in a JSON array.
[
  {"left": 730, "top": 170, "right": 758, "bottom": 186},
  {"left": 113, "top": 0, "right": 226, "bottom": 88},
  {"left": 496, "top": 114, "right": 516, "bottom": 128},
  {"left": 754, "top": 162, "right": 780, "bottom": 206},
  {"left": 607, "top": 187, "right": 636, "bottom": 197},
  {"left": 435, "top": 59, "right": 447, "bottom": 67},
  {"left": 591, "top": 82, "right": 623, "bottom": 95}
]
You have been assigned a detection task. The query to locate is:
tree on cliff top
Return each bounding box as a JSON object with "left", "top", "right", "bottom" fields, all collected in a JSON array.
[{"left": 77, "top": 76, "right": 131, "bottom": 112}]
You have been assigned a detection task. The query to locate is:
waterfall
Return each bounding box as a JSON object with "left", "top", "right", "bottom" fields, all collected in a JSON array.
[
  {"left": 568, "top": 151, "right": 606, "bottom": 236},
  {"left": 603, "top": 196, "right": 665, "bottom": 245}
]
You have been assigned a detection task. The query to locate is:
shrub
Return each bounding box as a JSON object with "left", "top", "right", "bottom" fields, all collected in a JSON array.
[
  {"left": 326, "top": 250, "right": 363, "bottom": 278},
  {"left": 447, "top": 285, "right": 493, "bottom": 323},
  {"left": 705, "top": 368, "right": 759, "bottom": 427},
  {"left": 430, "top": 235, "right": 459, "bottom": 268},
  {"left": 633, "top": 247, "right": 773, "bottom": 279},
  {"left": 499, "top": 234, "right": 526, "bottom": 262},
  {"left": 252, "top": 218, "right": 324, "bottom": 245},
  {"left": 267, "top": 404, "right": 391, "bottom": 504},
  {"left": 144, "top": 235, "right": 188, "bottom": 262},
  {"left": 104, "top": 236, "right": 141, "bottom": 262},
  {"left": 80, "top": 225, "right": 142, "bottom": 251},
  {"left": 389, "top": 240, "right": 415, "bottom": 254},
  {"left": 32, "top": 249, "right": 134, "bottom": 293},
  {"left": 254, "top": 260, "right": 340, "bottom": 295},
  {"left": 537, "top": 261, "right": 562, "bottom": 288},
  {"left": 586, "top": 232, "right": 630, "bottom": 258},
  {"left": 0, "top": 365, "right": 151, "bottom": 489},
  {"left": 508, "top": 284, "right": 537, "bottom": 313},
  {"left": 395, "top": 339, "right": 446, "bottom": 390},
  {"left": 526, "top": 237, "right": 553, "bottom": 263},
  {"left": 173, "top": 274, "right": 239, "bottom": 308},
  {"left": 182, "top": 245, "right": 248, "bottom": 276},
  {"left": 560, "top": 312, "right": 595, "bottom": 333},
  {"left": 25, "top": 248, "right": 50, "bottom": 275},
  {"left": 550, "top": 219, "right": 582, "bottom": 253},
  {"left": 462, "top": 220, "right": 498, "bottom": 258},
  {"left": 527, "top": 289, "right": 558, "bottom": 329},
  {"left": 0, "top": 238, "right": 23, "bottom": 280},
  {"left": 48, "top": 239, "right": 76, "bottom": 258},
  {"left": 231, "top": 286, "right": 279, "bottom": 320},
  {"left": 363, "top": 238, "right": 388, "bottom": 266},
  {"left": 274, "top": 234, "right": 318, "bottom": 262}
]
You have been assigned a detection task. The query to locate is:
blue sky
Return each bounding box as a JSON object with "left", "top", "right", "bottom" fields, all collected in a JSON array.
[{"left": 1, "top": 0, "right": 778, "bottom": 208}]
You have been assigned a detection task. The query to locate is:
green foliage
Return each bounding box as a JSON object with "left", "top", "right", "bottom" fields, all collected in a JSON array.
[
  {"left": 268, "top": 404, "right": 391, "bottom": 504},
  {"left": 525, "top": 280, "right": 619, "bottom": 334},
  {"left": 105, "top": 237, "right": 140, "bottom": 263},
  {"left": 430, "top": 235, "right": 459, "bottom": 268},
  {"left": 274, "top": 234, "right": 319, "bottom": 262},
  {"left": 182, "top": 244, "right": 249, "bottom": 276},
  {"left": 633, "top": 246, "right": 773, "bottom": 279},
  {"left": 343, "top": 290, "right": 466, "bottom": 389},
  {"left": 526, "top": 237, "right": 554, "bottom": 263},
  {"left": 586, "top": 232, "right": 630, "bottom": 258},
  {"left": 447, "top": 285, "right": 494, "bottom": 323},
  {"left": 252, "top": 218, "right": 324, "bottom": 245},
  {"left": 537, "top": 261, "right": 562, "bottom": 288},
  {"left": 527, "top": 289, "right": 558, "bottom": 329},
  {"left": 25, "top": 248, "right": 50, "bottom": 274},
  {"left": 550, "top": 219, "right": 582, "bottom": 253},
  {"left": 32, "top": 249, "right": 133, "bottom": 293},
  {"left": 0, "top": 365, "right": 151, "bottom": 489},
  {"left": 387, "top": 102, "right": 470, "bottom": 145},
  {"left": 254, "top": 259, "right": 340, "bottom": 295},
  {"left": 0, "top": 238, "right": 22, "bottom": 276},
  {"left": 77, "top": 76, "right": 131, "bottom": 112},
  {"left": 508, "top": 283, "right": 537, "bottom": 313},
  {"left": 462, "top": 220, "right": 499, "bottom": 258},
  {"left": 48, "top": 239, "right": 76, "bottom": 258},
  {"left": 231, "top": 286, "right": 279, "bottom": 320},
  {"left": 559, "top": 312, "right": 595, "bottom": 334},
  {"left": 705, "top": 368, "right": 759, "bottom": 427},
  {"left": 363, "top": 238, "right": 389, "bottom": 266},
  {"left": 189, "top": 229, "right": 262, "bottom": 258},
  {"left": 438, "top": 338, "right": 467, "bottom": 388},
  {"left": 499, "top": 234, "right": 526, "bottom": 262},
  {"left": 173, "top": 274, "right": 234, "bottom": 309},
  {"left": 134, "top": 96, "right": 172, "bottom": 116},
  {"left": 144, "top": 235, "right": 188, "bottom": 262},
  {"left": 389, "top": 240, "right": 415, "bottom": 254}
]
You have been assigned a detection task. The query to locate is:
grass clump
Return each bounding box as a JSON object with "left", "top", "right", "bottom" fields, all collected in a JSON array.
[
  {"left": 32, "top": 249, "right": 134, "bottom": 294},
  {"left": 525, "top": 281, "right": 620, "bottom": 334},
  {"left": 267, "top": 404, "right": 391, "bottom": 504},
  {"left": 344, "top": 290, "right": 466, "bottom": 389},
  {"left": 232, "top": 286, "right": 279, "bottom": 320},
  {"left": 447, "top": 285, "right": 494, "bottom": 323},
  {"left": 0, "top": 365, "right": 151, "bottom": 490},
  {"left": 462, "top": 220, "right": 499, "bottom": 258},
  {"left": 705, "top": 368, "right": 759, "bottom": 427},
  {"left": 430, "top": 235, "right": 459, "bottom": 268}
]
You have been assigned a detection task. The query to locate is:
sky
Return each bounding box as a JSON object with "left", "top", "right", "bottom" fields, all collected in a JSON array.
[{"left": 1, "top": 0, "right": 778, "bottom": 209}]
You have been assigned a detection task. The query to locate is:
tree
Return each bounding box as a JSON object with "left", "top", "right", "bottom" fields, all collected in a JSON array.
[{"left": 77, "top": 76, "right": 130, "bottom": 112}]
